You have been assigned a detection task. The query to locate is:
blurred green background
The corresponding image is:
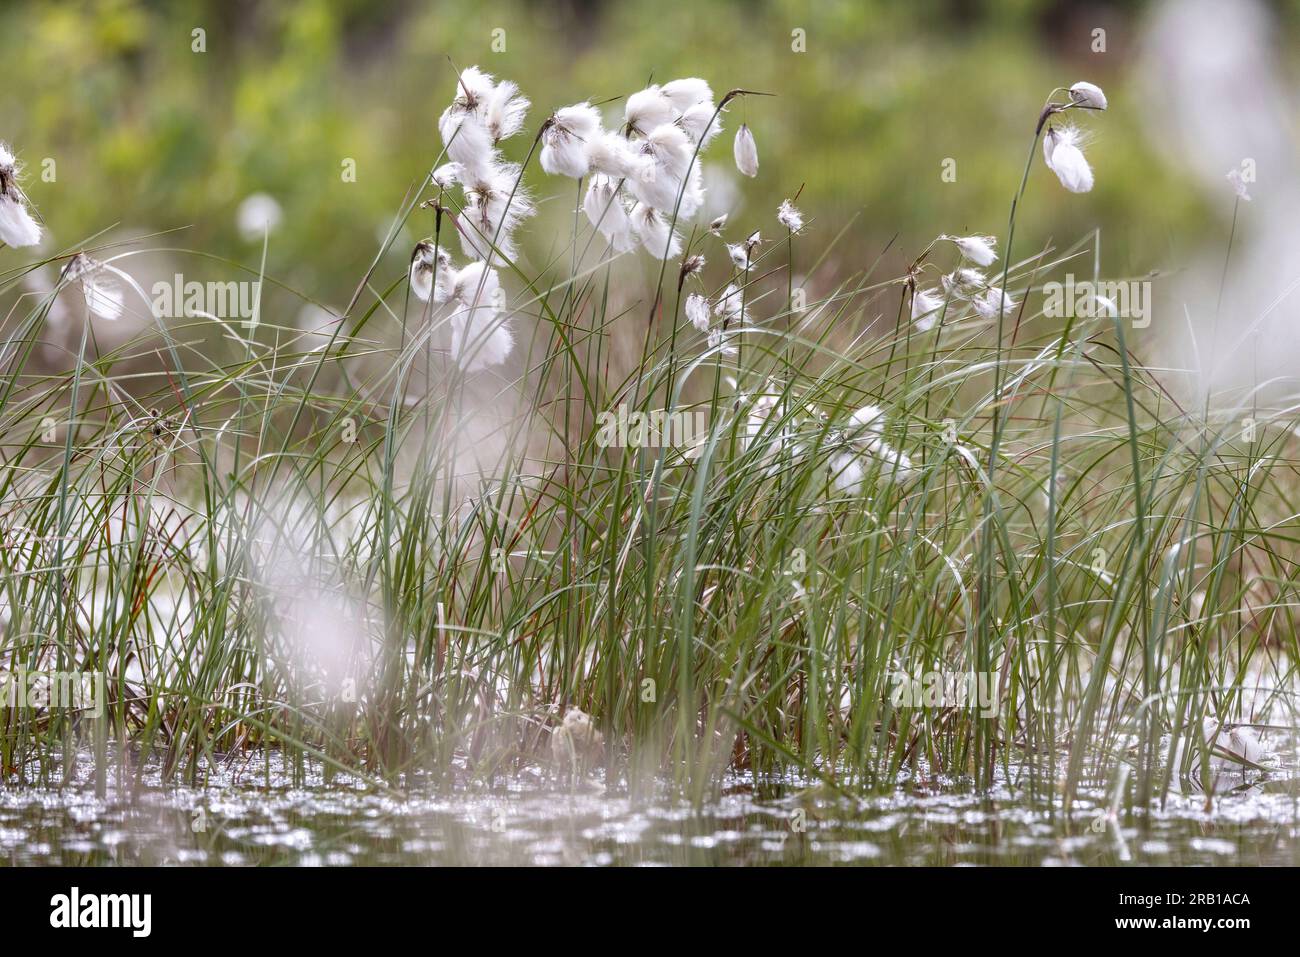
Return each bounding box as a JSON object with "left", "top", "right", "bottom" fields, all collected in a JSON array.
[{"left": 4, "top": 0, "right": 1299, "bottom": 305}]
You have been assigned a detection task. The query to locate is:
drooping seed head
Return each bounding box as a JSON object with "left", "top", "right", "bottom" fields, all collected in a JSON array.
[
  {"left": 1068, "top": 81, "right": 1107, "bottom": 111},
  {"left": 733, "top": 123, "right": 759, "bottom": 177},
  {"left": 1042, "top": 126, "right": 1094, "bottom": 193},
  {"left": 59, "top": 253, "right": 124, "bottom": 320},
  {"left": 911, "top": 287, "right": 943, "bottom": 331}
]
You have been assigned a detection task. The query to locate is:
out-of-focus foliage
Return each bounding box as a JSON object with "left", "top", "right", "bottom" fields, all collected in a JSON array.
[{"left": 2, "top": 0, "right": 1290, "bottom": 302}]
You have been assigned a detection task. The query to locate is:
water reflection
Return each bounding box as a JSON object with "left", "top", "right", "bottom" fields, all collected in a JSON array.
[{"left": 0, "top": 754, "right": 1296, "bottom": 866}]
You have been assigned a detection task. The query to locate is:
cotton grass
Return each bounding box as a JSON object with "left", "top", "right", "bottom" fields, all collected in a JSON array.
[
  {"left": 0, "top": 141, "right": 41, "bottom": 248},
  {"left": 0, "top": 69, "right": 1288, "bottom": 819}
]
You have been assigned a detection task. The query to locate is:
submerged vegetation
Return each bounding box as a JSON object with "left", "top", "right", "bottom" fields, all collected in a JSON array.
[{"left": 0, "top": 63, "right": 1296, "bottom": 834}]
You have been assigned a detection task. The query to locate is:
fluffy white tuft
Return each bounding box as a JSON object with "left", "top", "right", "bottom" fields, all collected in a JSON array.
[
  {"left": 677, "top": 102, "right": 723, "bottom": 148},
  {"left": 661, "top": 78, "right": 713, "bottom": 113},
  {"left": 540, "top": 102, "right": 602, "bottom": 179},
  {"left": 430, "top": 162, "right": 462, "bottom": 189},
  {"left": 1069, "top": 81, "right": 1107, "bottom": 111},
  {"left": 0, "top": 143, "right": 40, "bottom": 248},
  {"left": 484, "top": 79, "right": 529, "bottom": 143},
  {"left": 911, "top": 287, "right": 943, "bottom": 330},
  {"left": 631, "top": 203, "right": 682, "bottom": 259},
  {"left": 716, "top": 283, "right": 747, "bottom": 327},
  {"left": 685, "top": 292, "right": 711, "bottom": 332},
  {"left": 733, "top": 124, "right": 759, "bottom": 178},
  {"left": 1226, "top": 168, "right": 1252, "bottom": 202},
  {"left": 60, "top": 254, "right": 124, "bottom": 320},
  {"left": 452, "top": 67, "right": 496, "bottom": 110},
  {"left": 849, "top": 404, "right": 886, "bottom": 441},
  {"left": 448, "top": 261, "right": 513, "bottom": 372},
  {"left": 625, "top": 86, "right": 674, "bottom": 136},
  {"left": 777, "top": 199, "right": 803, "bottom": 233},
  {"left": 942, "top": 267, "right": 986, "bottom": 298},
  {"left": 0, "top": 195, "right": 41, "bottom": 247},
  {"left": 1043, "top": 126, "right": 1094, "bottom": 193},
  {"left": 236, "top": 193, "right": 283, "bottom": 242},
  {"left": 438, "top": 106, "right": 497, "bottom": 180},
  {"left": 410, "top": 241, "right": 454, "bottom": 303},
  {"left": 973, "top": 286, "right": 1015, "bottom": 320},
  {"left": 950, "top": 234, "right": 998, "bottom": 266},
  {"left": 458, "top": 163, "right": 534, "bottom": 262},
  {"left": 628, "top": 123, "right": 693, "bottom": 211},
  {"left": 585, "top": 130, "right": 641, "bottom": 179},
  {"left": 583, "top": 175, "right": 637, "bottom": 252}
]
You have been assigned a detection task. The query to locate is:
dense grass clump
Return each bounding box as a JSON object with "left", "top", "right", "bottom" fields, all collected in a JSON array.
[{"left": 1, "top": 78, "right": 1296, "bottom": 814}]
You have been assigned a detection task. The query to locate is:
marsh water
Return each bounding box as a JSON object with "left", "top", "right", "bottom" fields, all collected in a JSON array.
[{"left": 2, "top": 750, "right": 1298, "bottom": 866}]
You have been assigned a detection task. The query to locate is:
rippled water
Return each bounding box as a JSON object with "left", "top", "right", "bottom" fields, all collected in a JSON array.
[{"left": 2, "top": 751, "right": 1298, "bottom": 865}]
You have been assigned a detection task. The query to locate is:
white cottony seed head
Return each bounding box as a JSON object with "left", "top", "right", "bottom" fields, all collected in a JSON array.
[
  {"left": 0, "top": 142, "right": 41, "bottom": 248},
  {"left": 912, "top": 287, "right": 943, "bottom": 331},
  {"left": 1226, "top": 168, "right": 1252, "bottom": 202},
  {"left": 631, "top": 203, "right": 682, "bottom": 259},
  {"left": 431, "top": 162, "right": 462, "bottom": 190},
  {"left": 458, "top": 163, "right": 534, "bottom": 262},
  {"left": 540, "top": 102, "right": 602, "bottom": 179},
  {"left": 777, "top": 199, "right": 803, "bottom": 233},
  {"left": 681, "top": 253, "right": 706, "bottom": 278},
  {"left": 950, "top": 235, "right": 998, "bottom": 267},
  {"left": 1069, "top": 81, "right": 1107, "bottom": 111},
  {"left": 678, "top": 102, "right": 723, "bottom": 148},
  {"left": 707, "top": 326, "right": 737, "bottom": 357},
  {"left": 448, "top": 260, "right": 513, "bottom": 372},
  {"left": 60, "top": 253, "right": 124, "bottom": 320},
  {"left": 973, "top": 286, "right": 1015, "bottom": 320},
  {"left": 585, "top": 130, "right": 640, "bottom": 179},
  {"left": 849, "top": 404, "right": 886, "bottom": 442},
  {"left": 734, "top": 124, "right": 759, "bottom": 178},
  {"left": 410, "top": 241, "right": 435, "bottom": 302},
  {"left": 685, "top": 292, "right": 711, "bottom": 331},
  {"left": 1043, "top": 126, "right": 1094, "bottom": 193},
  {"left": 484, "top": 79, "right": 530, "bottom": 143},
  {"left": 628, "top": 122, "right": 693, "bottom": 211},
  {"left": 625, "top": 86, "right": 674, "bottom": 137},
  {"left": 452, "top": 66, "right": 496, "bottom": 111},
  {"left": 942, "top": 267, "right": 986, "bottom": 298},
  {"left": 583, "top": 175, "right": 637, "bottom": 253},
  {"left": 237, "top": 192, "right": 282, "bottom": 242},
  {"left": 410, "top": 240, "right": 453, "bottom": 303},
  {"left": 0, "top": 193, "right": 41, "bottom": 248},
  {"left": 716, "top": 282, "right": 747, "bottom": 327},
  {"left": 661, "top": 78, "right": 713, "bottom": 113}
]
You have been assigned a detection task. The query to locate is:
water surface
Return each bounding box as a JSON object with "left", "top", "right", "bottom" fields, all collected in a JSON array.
[{"left": 3, "top": 752, "right": 1296, "bottom": 866}]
